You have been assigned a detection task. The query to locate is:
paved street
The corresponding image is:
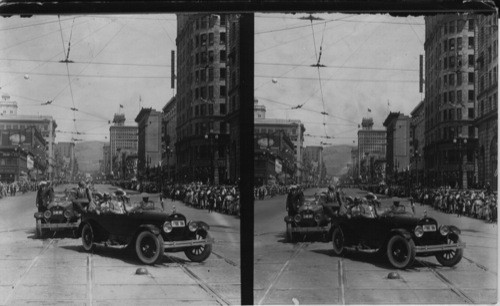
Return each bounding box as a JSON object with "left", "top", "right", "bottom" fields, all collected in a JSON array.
[
  {"left": 254, "top": 187, "right": 497, "bottom": 305},
  {"left": 0, "top": 184, "right": 240, "bottom": 305}
]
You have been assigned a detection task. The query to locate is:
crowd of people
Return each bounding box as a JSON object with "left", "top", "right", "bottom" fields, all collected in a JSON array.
[
  {"left": 163, "top": 183, "right": 240, "bottom": 216},
  {"left": 0, "top": 180, "right": 39, "bottom": 198},
  {"left": 411, "top": 187, "right": 497, "bottom": 223},
  {"left": 254, "top": 184, "right": 318, "bottom": 200}
]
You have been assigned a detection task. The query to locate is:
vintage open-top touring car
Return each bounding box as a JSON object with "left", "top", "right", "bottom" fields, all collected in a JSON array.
[
  {"left": 78, "top": 197, "right": 213, "bottom": 265},
  {"left": 330, "top": 201, "right": 466, "bottom": 269}
]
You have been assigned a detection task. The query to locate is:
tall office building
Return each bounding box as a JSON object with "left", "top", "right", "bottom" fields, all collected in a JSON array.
[
  {"left": 109, "top": 113, "right": 138, "bottom": 177},
  {"left": 357, "top": 118, "right": 386, "bottom": 182},
  {"left": 475, "top": 12, "right": 498, "bottom": 190},
  {"left": 424, "top": 14, "right": 479, "bottom": 188},
  {"left": 176, "top": 13, "right": 230, "bottom": 184},
  {"left": 383, "top": 112, "right": 411, "bottom": 177}
]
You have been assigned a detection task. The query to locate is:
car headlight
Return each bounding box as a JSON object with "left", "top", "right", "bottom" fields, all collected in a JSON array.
[
  {"left": 43, "top": 210, "right": 52, "bottom": 220},
  {"left": 439, "top": 226, "right": 450, "bottom": 236},
  {"left": 63, "top": 210, "right": 72, "bottom": 219},
  {"left": 188, "top": 221, "right": 198, "bottom": 232},
  {"left": 34, "top": 212, "right": 43, "bottom": 219},
  {"left": 314, "top": 214, "right": 322, "bottom": 222},
  {"left": 163, "top": 221, "right": 173, "bottom": 233},
  {"left": 294, "top": 214, "right": 302, "bottom": 223},
  {"left": 414, "top": 225, "right": 424, "bottom": 238}
]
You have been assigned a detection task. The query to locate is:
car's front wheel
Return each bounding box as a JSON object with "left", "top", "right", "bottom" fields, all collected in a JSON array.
[
  {"left": 81, "top": 223, "right": 96, "bottom": 252},
  {"left": 285, "top": 223, "right": 294, "bottom": 242},
  {"left": 386, "top": 235, "right": 416, "bottom": 269},
  {"left": 331, "top": 227, "right": 346, "bottom": 256},
  {"left": 184, "top": 232, "right": 212, "bottom": 262},
  {"left": 135, "top": 231, "right": 164, "bottom": 265},
  {"left": 435, "top": 236, "right": 463, "bottom": 267}
]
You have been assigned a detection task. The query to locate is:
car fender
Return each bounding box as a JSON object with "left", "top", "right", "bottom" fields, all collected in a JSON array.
[
  {"left": 328, "top": 221, "right": 343, "bottom": 236},
  {"left": 135, "top": 224, "right": 161, "bottom": 236},
  {"left": 195, "top": 221, "right": 210, "bottom": 231},
  {"left": 77, "top": 219, "right": 100, "bottom": 237},
  {"left": 448, "top": 225, "right": 461, "bottom": 235},
  {"left": 389, "top": 228, "right": 412, "bottom": 240}
]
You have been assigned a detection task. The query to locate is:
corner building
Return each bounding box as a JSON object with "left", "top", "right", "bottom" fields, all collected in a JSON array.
[
  {"left": 176, "top": 14, "right": 230, "bottom": 184},
  {"left": 424, "top": 15, "right": 479, "bottom": 188},
  {"left": 475, "top": 13, "right": 498, "bottom": 190}
]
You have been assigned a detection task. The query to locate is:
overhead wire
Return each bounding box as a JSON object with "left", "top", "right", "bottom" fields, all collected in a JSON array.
[{"left": 0, "top": 18, "right": 114, "bottom": 90}]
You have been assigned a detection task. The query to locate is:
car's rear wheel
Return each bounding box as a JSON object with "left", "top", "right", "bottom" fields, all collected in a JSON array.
[
  {"left": 81, "top": 223, "right": 96, "bottom": 252},
  {"left": 435, "top": 236, "right": 463, "bottom": 267},
  {"left": 386, "top": 235, "right": 416, "bottom": 269},
  {"left": 184, "top": 232, "right": 212, "bottom": 262},
  {"left": 135, "top": 231, "right": 164, "bottom": 265},
  {"left": 331, "top": 227, "right": 346, "bottom": 256}
]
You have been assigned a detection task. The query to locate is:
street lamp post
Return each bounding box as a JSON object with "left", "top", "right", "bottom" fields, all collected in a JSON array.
[{"left": 453, "top": 135, "right": 468, "bottom": 189}]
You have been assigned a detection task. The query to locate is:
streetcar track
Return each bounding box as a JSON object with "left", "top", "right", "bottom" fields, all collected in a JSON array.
[
  {"left": 338, "top": 259, "right": 345, "bottom": 305},
  {"left": 3, "top": 238, "right": 55, "bottom": 305},
  {"left": 87, "top": 255, "right": 94, "bottom": 306},
  {"left": 257, "top": 242, "right": 307, "bottom": 305},
  {"left": 463, "top": 255, "right": 497, "bottom": 275},
  {"left": 167, "top": 255, "right": 230, "bottom": 306},
  {"left": 212, "top": 251, "right": 239, "bottom": 267},
  {"left": 417, "top": 259, "right": 475, "bottom": 304}
]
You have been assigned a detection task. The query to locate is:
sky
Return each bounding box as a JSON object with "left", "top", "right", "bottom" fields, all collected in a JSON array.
[
  {"left": 255, "top": 13, "right": 426, "bottom": 146},
  {"left": 0, "top": 14, "right": 178, "bottom": 143}
]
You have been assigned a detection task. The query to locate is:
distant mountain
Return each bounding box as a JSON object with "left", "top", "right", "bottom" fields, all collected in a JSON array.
[
  {"left": 322, "top": 145, "right": 355, "bottom": 178},
  {"left": 75, "top": 141, "right": 105, "bottom": 173}
]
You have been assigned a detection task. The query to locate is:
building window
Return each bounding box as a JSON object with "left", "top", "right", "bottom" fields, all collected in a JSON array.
[
  {"left": 456, "top": 71, "right": 462, "bottom": 85},
  {"left": 449, "top": 56, "right": 455, "bottom": 68},
  {"left": 209, "top": 50, "right": 214, "bottom": 63},
  {"left": 201, "top": 87, "right": 207, "bottom": 99},
  {"left": 201, "top": 52, "right": 207, "bottom": 64},
  {"left": 195, "top": 70, "right": 200, "bottom": 83},
  {"left": 201, "top": 34, "right": 207, "bottom": 46},
  {"left": 443, "top": 92, "right": 448, "bottom": 103},
  {"left": 220, "top": 32, "right": 226, "bottom": 45},
  {"left": 468, "top": 72, "right": 474, "bottom": 84},
  {"left": 195, "top": 105, "right": 199, "bottom": 116},
  {"left": 468, "top": 90, "right": 474, "bottom": 101},
  {"left": 201, "top": 70, "right": 206, "bottom": 82},
  {"left": 220, "top": 103, "right": 226, "bottom": 115},
  {"left": 468, "top": 108, "right": 474, "bottom": 119},
  {"left": 208, "top": 68, "right": 214, "bottom": 81},
  {"left": 468, "top": 37, "right": 474, "bottom": 49},
  {"left": 208, "top": 86, "right": 214, "bottom": 99},
  {"left": 449, "top": 73, "right": 454, "bottom": 86},
  {"left": 444, "top": 58, "right": 448, "bottom": 69},
  {"left": 208, "top": 104, "right": 214, "bottom": 115},
  {"left": 468, "top": 54, "right": 474, "bottom": 67},
  {"left": 201, "top": 17, "right": 207, "bottom": 29},
  {"left": 457, "top": 37, "right": 462, "bottom": 50},
  {"left": 443, "top": 39, "right": 448, "bottom": 52},
  {"left": 195, "top": 88, "right": 199, "bottom": 99},
  {"left": 220, "top": 85, "right": 226, "bottom": 97},
  {"left": 449, "top": 90, "right": 455, "bottom": 103},
  {"left": 195, "top": 35, "right": 199, "bottom": 47},
  {"left": 457, "top": 90, "right": 462, "bottom": 103},
  {"left": 468, "top": 126, "right": 475, "bottom": 138},
  {"left": 220, "top": 50, "right": 226, "bottom": 62},
  {"left": 449, "top": 21, "right": 455, "bottom": 33},
  {"left": 220, "top": 68, "right": 226, "bottom": 79},
  {"left": 457, "top": 107, "right": 462, "bottom": 119},
  {"left": 449, "top": 38, "right": 455, "bottom": 50},
  {"left": 468, "top": 19, "right": 474, "bottom": 31},
  {"left": 200, "top": 104, "right": 206, "bottom": 115},
  {"left": 195, "top": 53, "right": 199, "bottom": 65},
  {"left": 209, "top": 33, "right": 214, "bottom": 45}
]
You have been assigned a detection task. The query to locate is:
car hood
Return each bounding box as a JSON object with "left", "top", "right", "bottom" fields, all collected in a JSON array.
[
  {"left": 127, "top": 209, "right": 171, "bottom": 222},
  {"left": 298, "top": 203, "right": 322, "bottom": 213}
]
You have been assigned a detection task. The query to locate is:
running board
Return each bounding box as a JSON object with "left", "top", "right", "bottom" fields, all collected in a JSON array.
[
  {"left": 163, "top": 237, "right": 214, "bottom": 249},
  {"left": 415, "top": 242, "right": 466, "bottom": 253}
]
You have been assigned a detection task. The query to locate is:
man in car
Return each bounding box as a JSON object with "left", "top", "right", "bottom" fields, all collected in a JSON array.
[
  {"left": 36, "top": 181, "right": 54, "bottom": 212},
  {"left": 73, "top": 180, "right": 97, "bottom": 214}
]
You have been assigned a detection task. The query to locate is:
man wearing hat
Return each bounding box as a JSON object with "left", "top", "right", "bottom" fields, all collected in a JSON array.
[{"left": 36, "top": 181, "right": 52, "bottom": 212}]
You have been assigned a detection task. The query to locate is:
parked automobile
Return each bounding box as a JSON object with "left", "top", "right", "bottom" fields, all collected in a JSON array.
[
  {"left": 34, "top": 191, "right": 81, "bottom": 238},
  {"left": 330, "top": 201, "right": 465, "bottom": 269},
  {"left": 284, "top": 196, "right": 333, "bottom": 242},
  {"left": 77, "top": 199, "right": 213, "bottom": 265}
]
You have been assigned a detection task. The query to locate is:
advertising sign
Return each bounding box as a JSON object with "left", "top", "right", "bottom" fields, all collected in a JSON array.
[
  {"left": 275, "top": 159, "right": 282, "bottom": 173},
  {"left": 27, "top": 155, "right": 34, "bottom": 170}
]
